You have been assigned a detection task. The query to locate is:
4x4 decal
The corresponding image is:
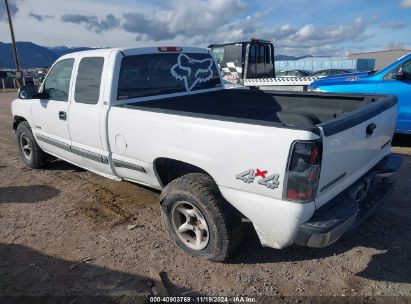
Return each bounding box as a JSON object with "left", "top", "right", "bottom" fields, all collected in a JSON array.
[{"left": 236, "top": 169, "right": 280, "bottom": 189}]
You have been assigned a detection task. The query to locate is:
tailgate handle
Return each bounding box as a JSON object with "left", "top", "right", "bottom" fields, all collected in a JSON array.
[{"left": 366, "top": 123, "right": 376, "bottom": 135}]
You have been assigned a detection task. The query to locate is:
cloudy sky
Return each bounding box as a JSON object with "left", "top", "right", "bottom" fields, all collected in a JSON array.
[{"left": 0, "top": 0, "right": 410, "bottom": 56}]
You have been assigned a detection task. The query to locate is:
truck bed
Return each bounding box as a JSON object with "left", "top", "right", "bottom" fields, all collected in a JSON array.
[{"left": 122, "top": 89, "right": 394, "bottom": 133}]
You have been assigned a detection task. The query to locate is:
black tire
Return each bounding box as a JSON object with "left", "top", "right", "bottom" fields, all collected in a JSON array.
[
  {"left": 160, "top": 173, "right": 242, "bottom": 262},
  {"left": 16, "top": 121, "right": 48, "bottom": 169}
]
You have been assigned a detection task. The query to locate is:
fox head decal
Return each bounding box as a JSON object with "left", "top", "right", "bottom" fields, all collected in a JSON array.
[{"left": 171, "top": 54, "right": 214, "bottom": 91}]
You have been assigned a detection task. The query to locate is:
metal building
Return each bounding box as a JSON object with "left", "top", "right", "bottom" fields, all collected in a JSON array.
[
  {"left": 276, "top": 49, "right": 411, "bottom": 73},
  {"left": 348, "top": 49, "right": 411, "bottom": 70},
  {"left": 276, "top": 57, "right": 375, "bottom": 72}
]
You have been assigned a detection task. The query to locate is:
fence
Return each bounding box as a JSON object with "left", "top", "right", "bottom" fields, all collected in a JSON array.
[
  {"left": 275, "top": 58, "right": 376, "bottom": 72},
  {"left": 1, "top": 77, "right": 40, "bottom": 93}
]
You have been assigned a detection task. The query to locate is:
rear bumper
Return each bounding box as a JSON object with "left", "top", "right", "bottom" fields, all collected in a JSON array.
[{"left": 295, "top": 153, "right": 402, "bottom": 248}]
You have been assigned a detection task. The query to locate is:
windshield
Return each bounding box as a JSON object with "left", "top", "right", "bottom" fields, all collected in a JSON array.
[{"left": 117, "top": 53, "right": 222, "bottom": 100}]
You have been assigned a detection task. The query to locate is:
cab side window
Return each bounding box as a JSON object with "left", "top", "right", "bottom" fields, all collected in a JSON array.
[
  {"left": 74, "top": 57, "right": 104, "bottom": 104},
  {"left": 384, "top": 59, "right": 411, "bottom": 80},
  {"left": 43, "top": 59, "right": 74, "bottom": 101},
  {"left": 403, "top": 60, "right": 411, "bottom": 80}
]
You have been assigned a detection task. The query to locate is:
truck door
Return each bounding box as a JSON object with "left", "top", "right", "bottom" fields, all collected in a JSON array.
[
  {"left": 376, "top": 58, "right": 411, "bottom": 132},
  {"left": 32, "top": 58, "right": 76, "bottom": 163},
  {"left": 68, "top": 55, "right": 115, "bottom": 177}
]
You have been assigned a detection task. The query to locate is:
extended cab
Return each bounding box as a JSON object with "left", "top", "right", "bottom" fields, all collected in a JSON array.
[
  {"left": 12, "top": 46, "right": 401, "bottom": 261},
  {"left": 309, "top": 52, "right": 411, "bottom": 134}
]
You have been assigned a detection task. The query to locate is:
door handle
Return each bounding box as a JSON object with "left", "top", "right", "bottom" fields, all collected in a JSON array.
[
  {"left": 59, "top": 111, "right": 67, "bottom": 121},
  {"left": 366, "top": 123, "right": 376, "bottom": 135}
]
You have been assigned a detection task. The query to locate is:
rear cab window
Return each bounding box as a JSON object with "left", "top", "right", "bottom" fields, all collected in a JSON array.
[
  {"left": 117, "top": 53, "right": 222, "bottom": 100},
  {"left": 247, "top": 43, "right": 274, "bottom": 79}
]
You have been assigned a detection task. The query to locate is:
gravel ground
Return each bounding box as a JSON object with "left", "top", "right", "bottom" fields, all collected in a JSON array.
[{"left": 0, "top": 92, "right": 410, "bottom": 303}]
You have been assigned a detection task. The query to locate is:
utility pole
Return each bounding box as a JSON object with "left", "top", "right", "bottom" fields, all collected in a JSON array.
[{"left": 4, "top": 0, "right": 22, "bottom": 85}]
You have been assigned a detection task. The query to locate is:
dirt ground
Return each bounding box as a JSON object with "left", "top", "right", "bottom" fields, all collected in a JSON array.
[{"left": 0, "top": 92, "right": 410, "bottom": 303}]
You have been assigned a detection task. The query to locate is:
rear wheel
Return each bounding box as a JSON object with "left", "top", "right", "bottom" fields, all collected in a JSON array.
[
  {"left": 171, "top": 200, "right": 210, "bottom": 251},
  {"left": 16, "top": 121, "right": 48, "bottom": 169},
  {"left": 160, "top": 173, "right": 242, "bottom": 262}
]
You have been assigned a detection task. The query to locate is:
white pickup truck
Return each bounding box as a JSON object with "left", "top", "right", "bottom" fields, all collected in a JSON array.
[{"left": 12, "top": 46, "right": 402, "bottom": 262}]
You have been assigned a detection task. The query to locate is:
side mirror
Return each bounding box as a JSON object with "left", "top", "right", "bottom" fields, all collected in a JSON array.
[
  {"left": 18, "top": 85, "right": 38, "bottom": 99},
  {"left": 392, "top": 67, "right": 405, "bottom": 80}
]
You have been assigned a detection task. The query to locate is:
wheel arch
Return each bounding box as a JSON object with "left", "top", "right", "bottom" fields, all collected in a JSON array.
[
  {"left": 153, "top": 157, "right": 214, "bottom": 189},
  {"left": 13, "top": 116, "right": 28, "bottom": 132}
]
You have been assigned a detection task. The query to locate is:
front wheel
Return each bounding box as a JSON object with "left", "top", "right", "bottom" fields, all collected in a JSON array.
[
  {"left": 160, "top": 173, "right": 242, "bottom": 262},
  {"left": 16, "top": 121, "right": 48, "bottom": 169}
]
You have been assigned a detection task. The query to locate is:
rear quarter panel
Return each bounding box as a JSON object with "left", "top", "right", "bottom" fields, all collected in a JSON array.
[
  {"left": 108, "top": 107, "right": 319, "bottom": 248},
  {"left": 108, "top": 107, "right": 319, "bottom": 198}
]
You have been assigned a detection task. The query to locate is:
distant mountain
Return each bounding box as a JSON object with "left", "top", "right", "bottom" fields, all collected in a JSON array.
[
  {"left": 0, "top": 42, "right": 93, "bottom": 69},
  {"left": 49, "top": 46, "right": 96, "bottom": 58}
]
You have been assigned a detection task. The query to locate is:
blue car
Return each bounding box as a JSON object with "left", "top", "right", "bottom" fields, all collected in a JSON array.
[{"left": 309, "top": 52, "right": 411, "bottom": 134}]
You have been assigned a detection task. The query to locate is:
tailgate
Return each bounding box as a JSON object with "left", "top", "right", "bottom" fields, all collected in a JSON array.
[{"left": 315, "top": 95, "right": 398, "bottom": 208}]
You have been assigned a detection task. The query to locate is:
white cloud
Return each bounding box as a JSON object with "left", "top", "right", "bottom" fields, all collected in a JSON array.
[
  {"left": 280, "top": 17, "right": 365, "bottom": 47},
  {"left": 177, "top": 14, "right": 368, "bottom": 56},
  {"left": 1, "top": 0, "right": 374, "bottom": 56},
  {"left": 123, "top": 0, "right": 367, "bottom": 54},
  {"left": 201, "top": 15, "right": 365, "bottom": 57},
  {"left": 122, "top": 0, "right": 248, "bottom": 41},
  {"left": 400, "top": 0, "right": 411, "bottom": 8},
  {"left": 380, "top": 21, "right": 408, "bottom": 29}
]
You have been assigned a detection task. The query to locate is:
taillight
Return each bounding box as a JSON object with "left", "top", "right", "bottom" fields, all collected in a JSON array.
[
  {"left": 284, "top": 140, "right": 322, "bottom": 203},
  {"left": 158, "top": 46, "right": 182, "bottom": 52}
]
